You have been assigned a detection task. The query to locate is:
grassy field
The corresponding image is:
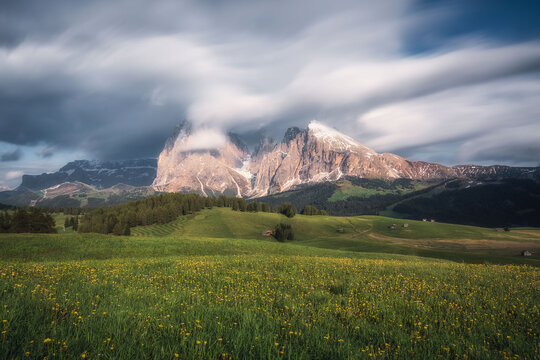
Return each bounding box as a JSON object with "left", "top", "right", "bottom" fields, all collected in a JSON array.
[{"left": 1, "top": 209, "right": 539, "bottom": 359}]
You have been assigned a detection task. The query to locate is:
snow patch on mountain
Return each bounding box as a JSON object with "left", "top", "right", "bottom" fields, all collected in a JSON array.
[{"left": 308, "top": 120, "right": 377, "bottom": 155}]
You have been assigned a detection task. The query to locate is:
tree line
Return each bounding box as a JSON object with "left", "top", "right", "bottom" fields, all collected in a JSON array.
[
  {"left": 0, "top": 208, "right": 56, "bottom": 233},
  {"left": 0, "top": 194, "right": 327, "bottom": 236},
  {"left": 78, "top": 193, "right": 212, "bottom": 235},
  {"left": 76, "top": 191, "right": 329, "bottom": 236},
  {"left": 64, "top": 216, "right": 79, "bottom": 231}
]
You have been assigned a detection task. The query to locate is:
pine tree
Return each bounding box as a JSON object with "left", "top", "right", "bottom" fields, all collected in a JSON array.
[
  {"left": 274, "top": 223, "right": 294, "bottom": 242},
  {"left": 238, "top": 198, "right": 247, "bottom": 212},
  {"left": 0, "top": 212, "right": 11, "bottom": 233},
  {"left": 279, "top": 203, "right": 297, "bottom": 218},
  {"left": 123, "top": 223, "right": 131, "bottom": 236},
  {"left": 260, "top": 202, "right": 271, "bottom": 212}
]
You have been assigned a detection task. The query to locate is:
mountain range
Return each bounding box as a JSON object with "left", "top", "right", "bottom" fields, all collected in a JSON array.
[
  {"left": 1, "top": 120, "right": 538, "bottom": 210},
  {"left": 152, "top": 120, "right": 539, "bottom": 197}
]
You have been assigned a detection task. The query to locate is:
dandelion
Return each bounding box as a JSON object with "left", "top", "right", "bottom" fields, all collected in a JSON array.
[{"left": 43, "top": 338, "right": 52, "bottom": 344}]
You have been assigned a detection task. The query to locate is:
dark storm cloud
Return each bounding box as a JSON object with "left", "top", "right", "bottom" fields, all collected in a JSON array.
[
  {"left": 0, "top": 149, "right": 21, "bottom": 162},
  {"left": 0, "top": 0, "right": 539, "bottom": 166}
]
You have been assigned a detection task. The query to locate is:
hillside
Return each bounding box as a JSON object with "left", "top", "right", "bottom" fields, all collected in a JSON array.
[
  {"left": 256, "top": 178, "right": 540, "bottom": 227},
  {"left": 130, "top": 207, "right": 540, "bottom": 265}
]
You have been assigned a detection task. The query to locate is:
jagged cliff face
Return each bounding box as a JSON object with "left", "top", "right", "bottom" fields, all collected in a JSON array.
[
  {"left": 153, "top": 121, "right": 540, "bottom": 197},
  {"left": 247, "top": 122, "right": 458, "bottom": 196}
]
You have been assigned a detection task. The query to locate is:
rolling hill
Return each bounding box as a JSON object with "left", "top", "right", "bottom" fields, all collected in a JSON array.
[{"left": 130, "top": 207, "right": 540, "bottom": 265}]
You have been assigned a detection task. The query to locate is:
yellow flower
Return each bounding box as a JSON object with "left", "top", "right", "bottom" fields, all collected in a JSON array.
[
  {"left": 43, "top": 338, "right": 52, "bottom": 344},
  {"left": 174, "top": 354, "right": 179, "bottom": 358}
]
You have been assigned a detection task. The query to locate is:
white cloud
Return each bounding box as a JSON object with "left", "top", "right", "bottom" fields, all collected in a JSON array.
[
  {"left": 5, "top": 170, "right": 24, "bottom": 181},
  {"left": 176, "top": 128, "right": 227, "bottom": 152},
  {"left": 357, "top": 76, "right": 540, "bottom": 163}
]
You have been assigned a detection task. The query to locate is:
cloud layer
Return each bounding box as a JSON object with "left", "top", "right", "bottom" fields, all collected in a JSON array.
[{"left": 0, "top": 0, "right": 539, "bottom": 188}]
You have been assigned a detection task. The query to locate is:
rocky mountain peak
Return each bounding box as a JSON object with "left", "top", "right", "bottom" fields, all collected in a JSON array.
[
  {"left": 282, "top": 127, "right": 304, "bottom": 143},
  {"left": 307, "top": 120, "right": 377, "bottom": 155}
]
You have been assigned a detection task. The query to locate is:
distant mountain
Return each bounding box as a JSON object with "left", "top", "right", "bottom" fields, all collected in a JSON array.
[
  {"left": 153, "top": 120, "right": 540, "bottom": 197},
  {"left": 0, "top": 181, "right": 157, "bottom": 208},
  {"left": 0, "top": 158, "right": 157, "bottom": 207},
  {"left": 19, "top": 159, "right": 157, "bottom": 190}
]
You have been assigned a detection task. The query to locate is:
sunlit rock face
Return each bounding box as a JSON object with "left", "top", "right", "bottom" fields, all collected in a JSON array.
[{"left": 152, "top": 122, "right": 251, "bottom": 197}]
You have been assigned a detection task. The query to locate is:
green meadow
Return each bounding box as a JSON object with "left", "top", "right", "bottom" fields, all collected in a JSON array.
[{"left": 1, "top": 208, "right": 539, "bottom": 359}]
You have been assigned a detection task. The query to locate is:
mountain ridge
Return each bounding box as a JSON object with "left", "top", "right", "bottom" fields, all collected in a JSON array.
[
  {"left": 152, "top": 120, "right": 540, "bottom": 198},
  {"left": 3, "top": 121, "right": 539, "bottom": 202}
]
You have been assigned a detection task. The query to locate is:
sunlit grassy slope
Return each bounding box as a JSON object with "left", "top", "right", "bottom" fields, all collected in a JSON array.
[{"left": 131, "top": 207, "right": 540, "bottom": 265}]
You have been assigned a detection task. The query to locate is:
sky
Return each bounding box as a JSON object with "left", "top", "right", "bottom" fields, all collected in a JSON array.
[{"left": 1, "top": 0, "right": 540, "bottom": 188}]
